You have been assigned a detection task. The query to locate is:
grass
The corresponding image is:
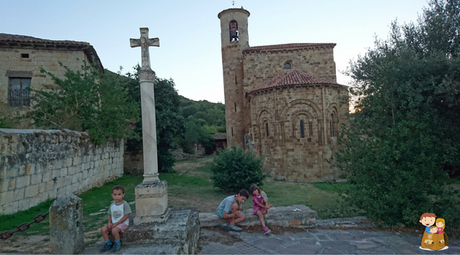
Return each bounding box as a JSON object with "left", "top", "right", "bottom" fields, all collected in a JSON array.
[{"left": 0, "top": 156, "right": 360, "bottom": 250}]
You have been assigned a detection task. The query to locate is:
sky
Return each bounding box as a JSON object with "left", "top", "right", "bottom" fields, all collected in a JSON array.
[{"left": 1, "top": 0, "right": 429, "bottom": 103}]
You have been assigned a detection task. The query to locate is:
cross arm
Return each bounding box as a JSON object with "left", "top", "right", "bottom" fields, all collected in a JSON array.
[{"left": 130, "top": 38, "right": 160, "bottom": 48}]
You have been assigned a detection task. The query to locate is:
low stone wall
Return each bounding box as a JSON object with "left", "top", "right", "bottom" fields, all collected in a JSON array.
[
  {"left": 199, "top": 204, "right": 317, "bottom": 228},
  {"left": 0, "top": 128, "right": 124, "bottom": 215}
]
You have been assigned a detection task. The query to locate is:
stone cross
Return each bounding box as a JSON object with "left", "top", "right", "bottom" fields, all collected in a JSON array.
[
  {"left": 130, "top": 27, "right": 161, "bottom": 184},
  {"left": 130, "top": 28, "right": 159, "bottom": 71},
  {"left": 130, "top": 28, "right": 169, "bottom": 225}
]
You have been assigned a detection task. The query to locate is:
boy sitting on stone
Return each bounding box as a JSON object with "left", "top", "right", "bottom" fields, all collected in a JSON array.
[
  {"left": 215, "top": 189, "right": 249, "bottom": 232},
  {"left": 100, "top": 185, "right": 132, "bottom": 253}
]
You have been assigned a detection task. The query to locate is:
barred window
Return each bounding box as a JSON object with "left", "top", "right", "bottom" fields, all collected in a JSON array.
[{"left": 9, "top": 77, "right": 31, "bottom": 107}]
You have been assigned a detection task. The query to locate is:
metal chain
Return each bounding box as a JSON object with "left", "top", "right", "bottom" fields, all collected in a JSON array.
[{"left": 0, "top": 212, "right": 49, "bottom": 240}]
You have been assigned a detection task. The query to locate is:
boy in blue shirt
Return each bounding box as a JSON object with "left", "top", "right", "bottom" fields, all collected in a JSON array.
[{"left": 215, "top": 189, "right": 249, "bottom": 232}]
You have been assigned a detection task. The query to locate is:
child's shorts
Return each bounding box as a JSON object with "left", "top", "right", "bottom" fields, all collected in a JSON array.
[
  {"left": 114, "top": 223, "right": 129, "bottom": 233},
  {"left": 216, "top": 210, "right": 225, "bottom": 219}
]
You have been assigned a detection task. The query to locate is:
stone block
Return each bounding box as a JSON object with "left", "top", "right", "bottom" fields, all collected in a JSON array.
[
  {"left": 122, "top": 208, "right": 200, "bottom": 255},
  {"left": 57, "top": 177, "right": 65, "bottom": 187},
  {"left": 15, "top": 175, "right": 30, "bottom": 189},
  {"left": 25, "top": 184, "right": 40, "bottom": 198},
  {"left": 2, "top": 190, "right": 14, "bottom": 204},
  {"left": 65, "top": 157, "right": 72, "bottom": 167},
  {"left": 73, "top": 156, "right": 81, "bottom": 166},
  {"left": 54, "top": 159, "right": 64, "bottom": 169},
  {"left": 12, "top": 186, "right": 24, "bottom": 199},
  {"left": 68, "top": 166, "right": 76, "bottom": 175},
  {"left": 64, "top": 176, "right": 72, "bottom": 186},
  {"left": 45, "top": 180, "right": 55, "bottom": 192},
  {"left": 3, "top": 200, "right": 19, "bottom": 215},
  {"left": 42, "top": 171, "right": 53, "bottom": 182},
  {"left": 6, "top": 167, "right": 19, "bottom": 178},
  {"left": 60, "top": 167, "right": 68, "bottom": 176},
  {"left": 200, "top": 204, "right": 317, "bottom": 228},
  {"left": 31, "top": 173, "right": 42, "bottom": 185},
  {"left": 49, "top": 194, "right": 84, "bottom": 254},
  {"left": 133, "top": 181, "right": 168, "bottom": 225},
  {"left": 75, "top": 164, "right": 82, "bottom": 173},
  {"left": 52, "top": 169, "right": 60, "bottom": 179}
]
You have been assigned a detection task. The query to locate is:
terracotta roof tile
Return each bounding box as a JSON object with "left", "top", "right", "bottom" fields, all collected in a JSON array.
[
  {"left": 0, "top": 33, "right": 91, "bottom": 47},
  {"left": 250, "top": 69, "right": 336, "bottom": 93},
  {"left": 0, "top": 33, "right": 103, "bottom": 71},
  {"left": 243, "top": 43, "right": 335, "bottom": 53}
]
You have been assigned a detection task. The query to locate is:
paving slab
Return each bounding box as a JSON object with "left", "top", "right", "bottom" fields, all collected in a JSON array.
[{"left": 199, "top": 228, "right": 460, "bottom": 254}]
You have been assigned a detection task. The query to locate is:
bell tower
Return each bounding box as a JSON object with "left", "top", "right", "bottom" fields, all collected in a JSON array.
[{"left": 218, "top": 7, "right": 250, "bottom": 148}]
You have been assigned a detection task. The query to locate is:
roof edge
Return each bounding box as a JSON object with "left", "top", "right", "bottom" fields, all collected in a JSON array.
[{"left": 218, "top": 8, "right": 250, "bottom": 19}]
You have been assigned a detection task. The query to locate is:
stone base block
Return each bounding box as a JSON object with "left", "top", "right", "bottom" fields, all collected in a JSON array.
[
  {"left": 199, "top": 204, "right": 317, "bottom": 228},
  {"left": 134, "top": 181, "right": 168, "bottom": 223},
  {"left": 134, "top": 208, "right": 171, "bottom": 225},
  {"left": 119, "top": 208, "right": 200, "bottom": 255}
]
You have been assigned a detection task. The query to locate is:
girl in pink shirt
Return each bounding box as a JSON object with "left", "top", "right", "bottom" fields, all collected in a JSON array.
[{"left": 250, "top": 184, "right": 273, "bottom": 234}]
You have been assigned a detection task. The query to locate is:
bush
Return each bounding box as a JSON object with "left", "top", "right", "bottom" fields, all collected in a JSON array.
[{"left": 211, "top": 146, "right": 266, "bottom": 192}]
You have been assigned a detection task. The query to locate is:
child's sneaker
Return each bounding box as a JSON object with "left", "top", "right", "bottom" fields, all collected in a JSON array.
[
  {"left": 99, "top": 242, "right": 112, "bottom": 252},
  {"left": 263, "top": 226, "right": 271, "bottom": 234},
  {"left": 111, "top": 242, "right": 121, "bottom": 253},
  {"left": 228, "top": 224, "right": 242, "bottom": 232},
  {"left": 219, "top": 223, "right": 231, "bottom": 231}
]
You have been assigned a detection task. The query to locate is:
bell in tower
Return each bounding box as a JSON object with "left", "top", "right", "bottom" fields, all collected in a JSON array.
[{"left": 230, "top": 20, "right": 239, "bottom": 43}]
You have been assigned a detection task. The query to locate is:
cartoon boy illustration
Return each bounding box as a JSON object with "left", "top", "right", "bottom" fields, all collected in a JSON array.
[
  {"left": 419, "top": 212, "right": 449, "bottom": 251},
  {"left": 419, "top": 212, "right": 436, "bottom": 233}
]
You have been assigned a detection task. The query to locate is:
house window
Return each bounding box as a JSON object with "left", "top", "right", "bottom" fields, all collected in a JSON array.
[
  {"left": 300, "top": 120, "right": 305, "bottom": 138},
  {"left": 9, "top": 77, "right": 31, "bottom": 107}
]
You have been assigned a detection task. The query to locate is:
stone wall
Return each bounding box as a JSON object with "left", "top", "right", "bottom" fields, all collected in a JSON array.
[
  {"left": 0, "top": 48, "right": 89, "bottom": 108},
  {"left": 0, "top": 128, "right": 124, "bottom": 215},
  {"left": 250, "top": 85, "right": 348, "bottom": 181},
  {"left": 242, "top": 45, "right": 337, "bottom": 92}
]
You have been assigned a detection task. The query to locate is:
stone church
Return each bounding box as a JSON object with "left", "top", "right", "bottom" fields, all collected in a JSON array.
[{"left": 218, "top": 7, "right": 349, "bottom": 181}]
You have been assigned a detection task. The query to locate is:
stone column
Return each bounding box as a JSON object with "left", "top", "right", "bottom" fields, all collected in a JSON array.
[
  {"left": 130, "top": 28, "right": 169, "bottom": 225},
  {"left": 49, "top": 194, "right": 84, "bottom": 254}
]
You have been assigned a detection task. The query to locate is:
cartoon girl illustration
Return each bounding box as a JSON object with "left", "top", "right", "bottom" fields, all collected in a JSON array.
[{"left": 436, "top": 218, "right": 445, "bottom": 234}]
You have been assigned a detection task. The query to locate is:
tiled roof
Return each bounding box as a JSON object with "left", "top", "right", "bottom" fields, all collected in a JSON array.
[
  {"left": 250, "top": 69, "right": 336, "bottom": 93},
  {"left": 212, "top": 133, "right": 227, "bottom": 140},
  {"left": 0, "top": 33, "right": 103, "bottom": 71},
  {"left": 243, "top": 43, "right": 335, "bottom": 53}
]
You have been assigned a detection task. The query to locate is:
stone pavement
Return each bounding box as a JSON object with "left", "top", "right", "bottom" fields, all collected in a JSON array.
[{"left": 199, "top": 228, "right": 460, "bottom": 254}]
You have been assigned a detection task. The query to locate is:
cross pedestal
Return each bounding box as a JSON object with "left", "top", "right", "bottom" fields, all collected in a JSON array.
[{"left": 130, "top": 27, "right": 170, "bottom": 225}]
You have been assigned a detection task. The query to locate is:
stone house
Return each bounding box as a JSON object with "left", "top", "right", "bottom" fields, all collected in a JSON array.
[
  {"left": 218, "top": 8, "right": 349, "bottom": 181},
  {"left": 0, "top": 33, "right": 103, "bottom": 113}
]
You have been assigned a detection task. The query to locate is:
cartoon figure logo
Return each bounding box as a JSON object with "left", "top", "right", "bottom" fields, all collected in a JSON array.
[{"left": 419, "top": 212, "right": 449, "bottom": 251}]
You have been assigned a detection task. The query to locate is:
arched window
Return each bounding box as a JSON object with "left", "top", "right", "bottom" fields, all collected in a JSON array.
[
  {"left": 265, "top": 122, "right": 269, "bottom": 137},
  {"left": 300, "top": 120, "right": 305, "bottom": 138},
  {"left": 229, "top": 20, "right": 239, "bottom": 43},
  {"left": 234, "top": 102, "right": 237, "bottom": 112}
]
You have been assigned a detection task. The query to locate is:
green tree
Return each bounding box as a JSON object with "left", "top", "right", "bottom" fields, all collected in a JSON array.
[
  {"left": 124, "top": 66, "right": 185, "bottom": 173},
  {"left": 28, "top": 63, "right": 139, "bottom": 145},
  {"left": 211, "top": 146, "right": 265, "bottom": 192},
  {"left": 336, "top": 0, "right": 460, "bottom": 227}
]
